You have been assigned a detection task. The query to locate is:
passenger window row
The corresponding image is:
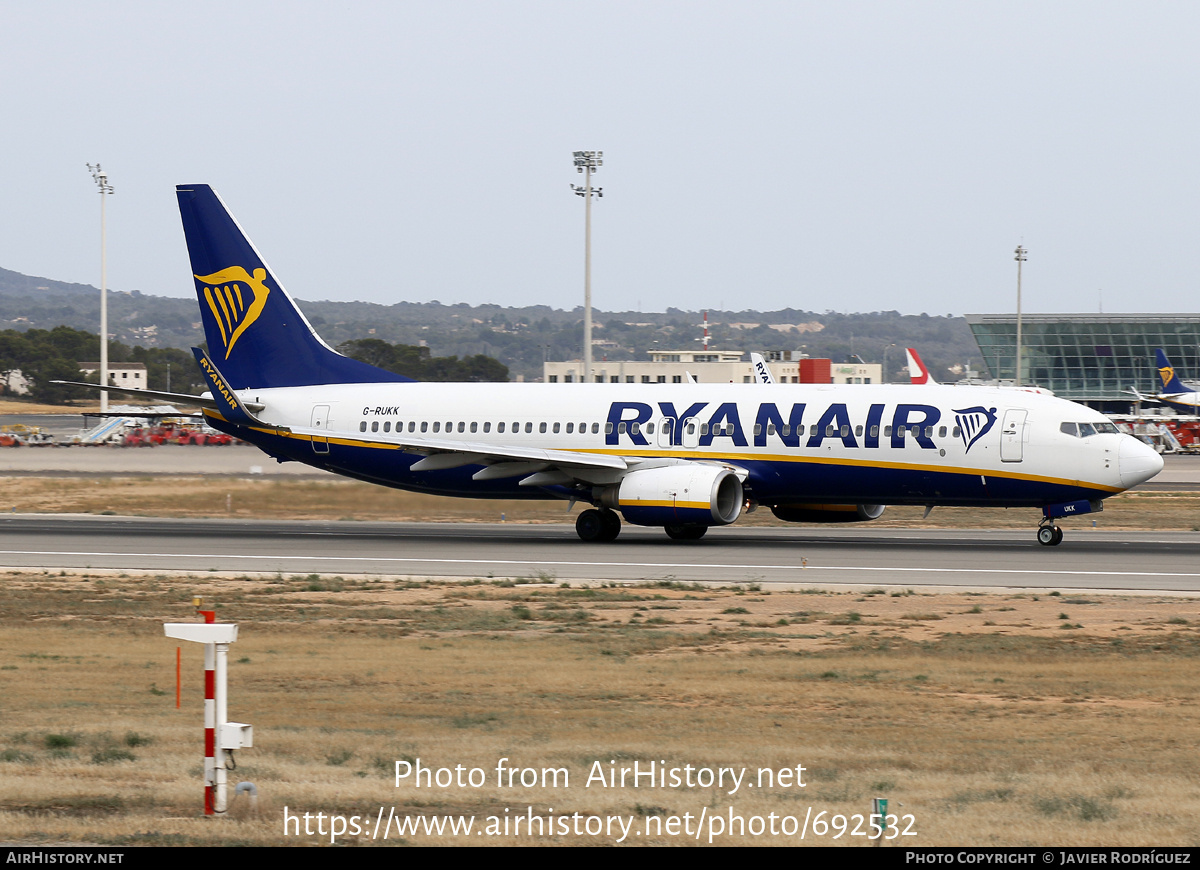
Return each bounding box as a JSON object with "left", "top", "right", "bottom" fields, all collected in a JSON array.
[
  {"left": 354, "top": 419, "right": 966, "bottom": 443},
  {"left": 360, "top": 420, "right": 606, "bottom": 435}
]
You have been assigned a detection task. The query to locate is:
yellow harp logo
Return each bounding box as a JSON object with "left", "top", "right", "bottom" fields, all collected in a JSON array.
[
  {"left": 1160, "top": 365, "right": 1175, "bottom": 386},
  {"left": 195, "top": 266, "right": 270, "bottom": 359}
]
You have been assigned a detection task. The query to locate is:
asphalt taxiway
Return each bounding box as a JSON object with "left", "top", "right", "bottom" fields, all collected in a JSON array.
[{"left": 3, "top": 515, "right": 1199, "bottom": 593}]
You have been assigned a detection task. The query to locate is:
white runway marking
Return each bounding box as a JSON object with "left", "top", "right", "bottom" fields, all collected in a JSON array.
[{"left": 2, "top": 549, "right": 1198, "bottom": 580}]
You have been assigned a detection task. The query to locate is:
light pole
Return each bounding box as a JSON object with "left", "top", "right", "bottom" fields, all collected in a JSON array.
[
  {"left": 571, "top": 151, "right": 602, "bottom": 385},
  {"left": 1014, "top": 245, "right": 1026, "bottom": 386},
  {"left": 87, "top": 164, "right": 114, "bottom": 413}
]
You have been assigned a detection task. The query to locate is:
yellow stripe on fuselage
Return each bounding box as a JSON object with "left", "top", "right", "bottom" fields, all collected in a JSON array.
[{"left": 206, "top": 415, "right": 1120, "bottom": 495}]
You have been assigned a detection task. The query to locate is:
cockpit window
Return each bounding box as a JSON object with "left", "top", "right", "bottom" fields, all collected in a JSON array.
[{"left": 1062, "top": 421, "right": 1116, "bottom": 438}]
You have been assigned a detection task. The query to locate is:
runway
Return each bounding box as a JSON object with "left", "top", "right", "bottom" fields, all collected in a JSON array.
[{"left": 4, "top": 515, "right": 1200, "bottom": 592}]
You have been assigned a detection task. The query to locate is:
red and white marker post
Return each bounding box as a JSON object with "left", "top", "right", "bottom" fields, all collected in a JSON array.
[{"left": 165, "top": 613, "right": 252, "bottom": 815}]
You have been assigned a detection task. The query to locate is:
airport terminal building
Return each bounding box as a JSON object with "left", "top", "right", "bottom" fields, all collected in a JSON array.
[
  {"left": 966, "top": 314, "right": 1200, "bottom": 409},
  {"left": 544, "top": 349, "right": 881, "bottom": 385}
]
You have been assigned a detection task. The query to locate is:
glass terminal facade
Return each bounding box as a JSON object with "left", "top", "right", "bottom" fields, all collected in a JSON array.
[{"left": 966, "top": 314, "right": 1200, "bottom": 408}]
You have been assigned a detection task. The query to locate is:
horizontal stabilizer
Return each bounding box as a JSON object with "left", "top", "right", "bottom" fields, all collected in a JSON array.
[{"left": 49, "top": 379, "right": 262, "bottom": 413}]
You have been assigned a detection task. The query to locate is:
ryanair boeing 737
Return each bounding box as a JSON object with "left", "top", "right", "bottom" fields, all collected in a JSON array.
[{"left": 62, "top": 185, "right": 1165, "bottom": 546}]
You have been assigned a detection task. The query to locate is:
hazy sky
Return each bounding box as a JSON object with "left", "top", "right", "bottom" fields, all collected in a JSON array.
[{"left": 3, "top": 1, "right": 1199, "bottom": 316}]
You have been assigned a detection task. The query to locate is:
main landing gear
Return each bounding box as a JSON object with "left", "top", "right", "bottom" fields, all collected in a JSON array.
[
  {"left": 576, "top": 508, "right": 621, "bottom": 542},
  {"left": 1037, "top": 521, "right": 1064, "bottom": 547},
  {"left": 574, "top": 510, "right": 710, "bottom": 542}
]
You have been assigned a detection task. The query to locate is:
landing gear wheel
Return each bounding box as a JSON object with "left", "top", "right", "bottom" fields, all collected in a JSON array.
[
  {"left": 576, "top": 509, "right": 605, "bottom": 542},
  {"left": 598, "top": 509, "right": 621, "bottom": 542},
  {"left": 1037, "top": 525, "right": 1063, "bottom": 546},
  {"left": 577, "top": 509, "right": 621, "bottom": 542},
  {"left": 665, "top": 524, "right": 707, "bottom": 541}
]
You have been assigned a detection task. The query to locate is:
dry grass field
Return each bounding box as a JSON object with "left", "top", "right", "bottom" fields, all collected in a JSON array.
[{"left": 1, "top": 570, "right": 1199, "bottom": 847}]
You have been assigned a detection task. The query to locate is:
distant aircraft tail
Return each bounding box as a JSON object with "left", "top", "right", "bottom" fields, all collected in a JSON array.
[
  {"left": 1155, "top": 349, "right": 1188, "bottom": 395},
  {"left": 749, "top": 352, "right": 776, "bottom": 384},
  {"left": 906, "top": 348, "right": 937, "bottom": 385},
  {"left": 176, "top": 184, "right": 409, "bottom": 390}
]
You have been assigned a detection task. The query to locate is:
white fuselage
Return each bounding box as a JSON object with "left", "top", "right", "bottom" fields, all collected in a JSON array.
[{"left": 218, "top": 380, "right": 1163, "bottom": 507}]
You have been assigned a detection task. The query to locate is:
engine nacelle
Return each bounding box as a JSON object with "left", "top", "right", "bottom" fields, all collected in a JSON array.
[
  {"left": 601, "top": 464, "right": 744, "bottom": 527},
  {"left": 770, "top": 503, "right": 886, "bottom": 524}
]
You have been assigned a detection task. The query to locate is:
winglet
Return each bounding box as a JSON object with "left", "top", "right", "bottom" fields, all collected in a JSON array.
[
  {"left": 192, "top": 347, "right": 270, "bottom": 427},
  {"left": 1156, "top": 349, "right": 1188, "bottom": 395}
]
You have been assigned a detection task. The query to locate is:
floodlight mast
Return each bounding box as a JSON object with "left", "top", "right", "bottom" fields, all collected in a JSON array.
[
  {"left": 87, "top": 164, "right": 114, "bottom": 413},
  {"left": 1014, "top": 245, "right": 1027, "bottom": 386},
  {"left": 571, "top": 151, "right": 602, "bottom": 385}
]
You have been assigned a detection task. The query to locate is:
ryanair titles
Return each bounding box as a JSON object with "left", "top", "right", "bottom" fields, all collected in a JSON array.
[
  {"left": 605, "top": 401, "right": 997, "bottom": 453},
  {"left": 197, "top": 354, "right": 240, "bottom": 415}
]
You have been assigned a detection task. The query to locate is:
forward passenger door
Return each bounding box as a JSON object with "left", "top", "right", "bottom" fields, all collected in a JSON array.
[{"left": 1000, "top": 409, "right": 1027, "bottom": 462}]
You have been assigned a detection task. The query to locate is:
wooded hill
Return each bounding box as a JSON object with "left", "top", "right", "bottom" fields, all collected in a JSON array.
[{"left": 0, "top": 265, "right": 987, "bottom": 384}]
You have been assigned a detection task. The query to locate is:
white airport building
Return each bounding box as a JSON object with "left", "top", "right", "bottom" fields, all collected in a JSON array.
[
  {"left": 77, "top": 361, "right": 148, "bottom": 390},
  {"left": 543, "top": 349, "right": 881, "bottom": 385}
]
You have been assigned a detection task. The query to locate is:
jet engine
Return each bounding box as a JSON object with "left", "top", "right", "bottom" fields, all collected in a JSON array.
[
  {"left": 600, "top": 464, "right": 744, "bottom": 527},
  {"left": 770, "top": 503, "right": 886, "bottom": 523}
]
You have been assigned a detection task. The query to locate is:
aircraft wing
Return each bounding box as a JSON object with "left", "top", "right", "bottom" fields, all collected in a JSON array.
[{"left": 283, "top": 421, "right": 633, "bottom": 486}]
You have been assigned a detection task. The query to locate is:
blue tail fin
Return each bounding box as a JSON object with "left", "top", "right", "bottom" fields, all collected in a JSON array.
[
  {"left": 1156, "top": 349, "right": 1188, "bottom": 395},
  {"left": 176, "top": 184, "right": 410, "bottom": 390}
]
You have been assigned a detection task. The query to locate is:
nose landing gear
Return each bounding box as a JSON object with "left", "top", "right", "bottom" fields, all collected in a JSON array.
[
  {"left": 1036, "top": 498, "right": 1103, "bottom": 547},
  {"left": 1036, "top": 522, "right": 1063, "bottom": 546}
]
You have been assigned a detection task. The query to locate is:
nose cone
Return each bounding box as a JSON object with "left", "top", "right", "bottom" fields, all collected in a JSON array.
[{"left": 1118, "top": 436, "right": 1165, "bottom": 489}]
